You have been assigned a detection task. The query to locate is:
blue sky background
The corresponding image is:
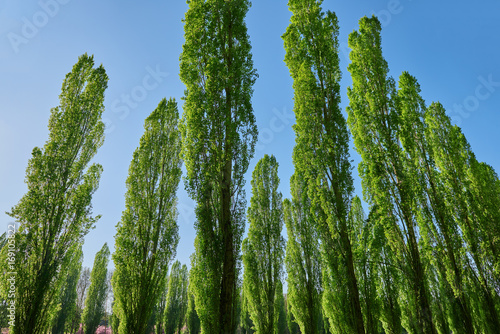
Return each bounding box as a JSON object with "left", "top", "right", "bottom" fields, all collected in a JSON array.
[{"left": 1, "top": 0, "right": 499, "bottom": 273}]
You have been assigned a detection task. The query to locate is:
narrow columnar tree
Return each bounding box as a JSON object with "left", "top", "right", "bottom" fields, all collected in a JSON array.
[
  {"left": 283, "top": 1, "right": 365, "bottom": 332},
  {"left": 283, "top": 173, "right": 322, "bottom": 334},
  {"left": 425, "top": 102, "right": 500, "bottom": 332},
  {"left": 242, "top": 154, "right": 285, "bottom": 334},
  {"left": 396, "top": 73, "right": 476, "bottom": 333},
  {"left": 347, "top": 16, "right": 436, "bottom": 333},
  {"left": 52, "top": 245, "right": 83, "bottom": 334},
  {"left": 179, "top": 0, "right": 258, "bottom": 332},
  {"left": 164, "top": 261, "right": 189, "bottom": 334},
  {"left": 186, "top": 283, "right": 201, "bottom": 334},
  {"left": 112, "top": 98, "right": 181, "bottom": 334},
  {"left": 83, "top": 243, "right": 110, "bottom": 334},
  {"left": 1, "top": 53, "right": 107, "bottom": 334}
]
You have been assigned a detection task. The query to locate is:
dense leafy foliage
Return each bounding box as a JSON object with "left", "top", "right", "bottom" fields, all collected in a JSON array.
[
  {"left": 283, "top": 0, "right": 365, "bottom": 333},
  {"left": 164, "top": 260, "right": 189, "bottom": 334},
  {"left": 112, "top": 98, "right": 182, "bottom": 334},
  {"left": 83, "top": 243, "right": 110, "bottom": 334},
  {"left": 1, "top": 53, "right": 107, "bottom": 334},
  {"left": 51, "top": 245, "right": 83, "bottom": 334},
  {"left": 242, "top": 154, "right": 285, "bottom": 334},
  {"left": 283, "top": 173, "right": 322, "bottom": 334},
  {"left": 4, "top": 3, "right": 500, "bottom": 334},
  {"left": 179, "top": 0, "right": 258, "bottom": 332}
]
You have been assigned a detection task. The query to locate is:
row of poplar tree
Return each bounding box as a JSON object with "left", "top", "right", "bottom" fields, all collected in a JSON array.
[{"left": 1, "top": 0, "right": 499, "bottom": 333}]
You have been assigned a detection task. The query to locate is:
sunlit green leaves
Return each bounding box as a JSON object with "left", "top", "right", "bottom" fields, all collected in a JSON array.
[
  {"left": 112, "top": 98, "right": 182, "bottom": 334},
  {"left": 83, "top": 243, "right": 110, "bottom": 334},
  {"left": 180, "top": 0, "right": 258, "bottom": 332},
  {"left": 1, "top": 53, "right": 107, "bottom": 334},
  {"left": 242, "top": 154, "right": 285, "bottom": 334}
]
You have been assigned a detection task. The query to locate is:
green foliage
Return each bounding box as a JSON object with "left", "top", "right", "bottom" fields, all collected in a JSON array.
[
  {"left": 274, "top": 281, "right": 287, "bottom": 334},
  {"left": 164, "top": 261, "right": 189, "bottom": 334},
  {"left": 425, "top": 102, "right": 500, "bottom": 332},
  {"left": 283, "top": 1, "right": 365, "bottom": 332},
  {"left": 283, "top": 173, "right": 322, "bottom": 334},
  {"left": 349, "top": 197, "right": 381, "bottom": 334},
  {"left": 347, "top": 16, "right": 438, "bottom": 334},
  {"left": 242, "top": 154, "right": 285, "bottom": 334},
  {"left": 186, "top": 284, "right": 201, "bottom": 334},
  {"left": 152, "top": 281, "right": 169, "bottom": 334},
  {"left": 52, "top": 245, "right": 83, "bottom": 334},
  {"left": 83, "top": 243, "right": 110, "bottom": 334},
  {"left": 239, "top": 287, "right": 254, "bottom": 334},
  {"left": 112, "top": 98, "right": 182, "bottom": 334},
  {"left": 0, "top": 53, "right": 107, "bottom": 334},
  {"left": 365, "top": 207, "right": 402, "bottom": 334},
  {"left": 180, "top": 0, "right": 258, "bottom": 332},
  {"left": 285, "top": 297, "right": 301, "bottom": 334}
]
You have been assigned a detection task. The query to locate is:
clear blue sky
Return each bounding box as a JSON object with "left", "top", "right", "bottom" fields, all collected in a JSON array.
[{"left": 1, "top": 0, "right": 499, "bottom": 271}]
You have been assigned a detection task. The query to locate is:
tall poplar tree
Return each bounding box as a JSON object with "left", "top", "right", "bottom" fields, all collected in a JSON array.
[
  {"left": 179, "top": 0, "right": 258, "bottom": 332},
  {"left": 396, "top": 73, "right": 476, "bottom": 333},
  {"left": 83, "top": 243, "right": 110, "bottom": 334},
  {"left": 112, "top": 98, "right": 181, "bottom": 334},
  {"left": 425, "top": 102, "right": 500, "bottom": 332},
  {"left": 186, "top": 284, "right": 201, "bottom": 334},
  {"left": 283, "top": 173, "right": 322, "bottom": 334},
  {"left": 283, "top": 0, "right": 365, "bottom": 332},
  {"left": 1, "top": 53, "right": 107, "bottom": 334},
  {"left": 347, "top": 16, "right": 436, "bottom": 333},
  {"left": 242, "top": 154, "right": 285, "bottom": 334},
  {"left": 164, "top": 261, "right": 189, "bottom": 334},
  {"left": 52, "top": 245, "right": 83, "bottom": 334}
]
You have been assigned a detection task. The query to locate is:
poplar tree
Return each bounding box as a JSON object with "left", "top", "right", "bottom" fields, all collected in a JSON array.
[
  {"left": 283, "top": 0, "right": 365, "bottom": 332},
  {"left": 186, "top": 285, "right": 201, "bottom": 334},
  {"left": 2, "top": 53, "right": 107, "bottom": 334},
  {"left": 52, "top": 245, "right": 83, "bottom": 334},
  {"left": 179, "top": 0, "right": 258, "bottom": 332},
  {"left": 283, "top": 173, "right": 322, "bottom": 334},
  {"left": 112, "top": 98, "right": 181, "bottom": 334},
  {"left": 396, "top": 73, "right": 477, "bottom": 333},
  {"left": 164, "top": 261, "right": 189, "bottom": 334},
  {"left": 425, "top": 102, "right": 500, "bottom": 332},
  {"left": 242, "top": 154, "right": 285, "bottom": 334},
  {"left": 83, "top": 243, "right": 110, "bottom": 334},
  {"left": 347, "top": 16, "right": 436, "bottom": 333}
]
